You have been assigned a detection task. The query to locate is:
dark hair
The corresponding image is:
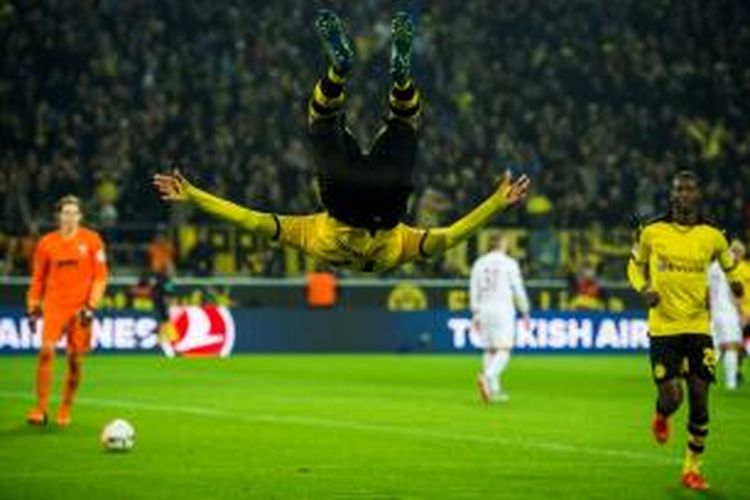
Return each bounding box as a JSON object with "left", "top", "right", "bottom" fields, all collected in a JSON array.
[
  {"left": 55, "top": 194, "right": 83, "bottom": 213},
  {"left": 672, "top": 170, "right": 700, "bottom": 185}
]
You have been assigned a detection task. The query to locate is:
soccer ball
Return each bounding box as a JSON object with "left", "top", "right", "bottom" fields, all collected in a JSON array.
[{"left": 100, "top": 419, "right": 135, "bottom": 452}]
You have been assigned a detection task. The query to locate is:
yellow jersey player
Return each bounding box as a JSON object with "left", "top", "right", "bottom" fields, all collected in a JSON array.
[
  {"left": 153, "top": 10, "right": 530, "bottom": 272},
  {"left": 730, "top": 239, "right": 750, "bottom": 379},
  {"left": 627, "top": 170, "right": 743, "bottom": 491}
]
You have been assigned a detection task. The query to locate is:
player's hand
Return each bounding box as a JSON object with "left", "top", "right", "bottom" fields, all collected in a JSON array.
[
  {"left": 471, "top": 315, "right": 480, "bottom": 332},
  {"left": 520, "top": 313, "right": 531, "bottom": 332},
  {"left": 730, "top": 281, "right": 744, "bottom": 299},
  {"left": 28, "top": 307, "right": 42, "bottom": 334},
  {"left": 496, "top": 170, "right": 531, "bottom": 207},
  {"left": 78, "top": 308, "right": 94, "bottom": 327},
  {"left": 153, "top": 170, "right": 190, "bottom": 202},
  {"left": 641, "top": 289, "right": 660, "bottom": 308}
]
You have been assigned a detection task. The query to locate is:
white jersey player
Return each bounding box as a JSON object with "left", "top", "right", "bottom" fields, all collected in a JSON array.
[
  {"left": 708, "top": 260, "right": 743, "bottom": 389},
  {"left": 470, "top": 234, "right": 530, "bottom": 402}
]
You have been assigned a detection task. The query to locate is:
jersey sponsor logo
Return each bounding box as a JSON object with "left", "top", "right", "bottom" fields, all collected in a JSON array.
[
  {"left": 161, "top": 305, "right": 235, "bottom": 358},
  {"left": 656, "top": 255, "right": 706, "bottom": 274},
  {"left": 79, "top": 244, "right": 88, "bottom": 255},
  {"left": 56, "top": 259, "right": 79, "bottom": 268}
]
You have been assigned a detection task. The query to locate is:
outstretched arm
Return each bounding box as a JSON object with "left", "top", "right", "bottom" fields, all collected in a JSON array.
[
  {"left": 153, "top": 171, "right": 280, "bottom": 238},
  {"left": 419, "top": 171, "right": 530, "bottom": 257}
]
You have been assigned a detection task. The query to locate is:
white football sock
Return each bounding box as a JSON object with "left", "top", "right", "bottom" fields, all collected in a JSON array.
[
  {"left": 725, "top": 349, "right": 738, "bottom": 389},
  {"left": 482, "top": 352, "right": 492, "bottom": 377},
  {"left": 487, "top": 350, "right": 511, "bottom": 392}
]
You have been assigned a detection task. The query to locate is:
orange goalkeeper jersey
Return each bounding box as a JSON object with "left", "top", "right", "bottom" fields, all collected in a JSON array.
[{"left": 27, "top": 228, "right": 109, "bottom": 311}]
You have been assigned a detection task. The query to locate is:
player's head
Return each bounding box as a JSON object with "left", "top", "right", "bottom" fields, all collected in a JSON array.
[
  {"left": 669, "top": 170, "right": 702, "bottom": 220},
  {"left": 488, "top": 233, "right": 509, "bottom": 253},
  {"left": 730, "top": 239, "right": 746, "bottom": 260},
  {"left": 56, "top": 195, "right": 83, "bottom": 232}
]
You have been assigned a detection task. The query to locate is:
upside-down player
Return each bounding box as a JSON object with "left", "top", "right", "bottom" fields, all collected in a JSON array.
[
  {"left": 627, "top": 171, "right": 743, "bottom": 491},
  {"left": 154, "top": 10, "right": 530, "bottom": 272},
  {"left": 26, "top": 195, "right": 108, "bottom": 426}
]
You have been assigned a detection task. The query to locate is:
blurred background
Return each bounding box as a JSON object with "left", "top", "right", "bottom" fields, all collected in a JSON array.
[{"left": 1, "top": 0, "right": 749, "bottom": 314}]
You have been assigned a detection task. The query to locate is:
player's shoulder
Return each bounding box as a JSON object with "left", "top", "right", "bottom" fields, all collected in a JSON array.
[
  {"left": 80, "top": 227, "right": 105, "bottom": 244},
  {"left": 472, "top": 252, "right": 493, "bottom": 267},
  {"left": 638, "top": 213, "right": 670, "bottom": 232},
  {"left": 695, "top": 218, "right": 726, "bottom": 237},
  {"left": 37, "top": 231, "right": 60, "bottom": 248}
]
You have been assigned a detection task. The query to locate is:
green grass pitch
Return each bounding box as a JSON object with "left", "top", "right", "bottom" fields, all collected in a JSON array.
[{"left": 1, "top": 354, "right": 748, "bottom": 499}]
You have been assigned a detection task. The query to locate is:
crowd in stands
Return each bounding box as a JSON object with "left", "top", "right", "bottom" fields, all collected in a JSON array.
[{"left": 2, "top": 0, "right": 749, "bottom": 276}]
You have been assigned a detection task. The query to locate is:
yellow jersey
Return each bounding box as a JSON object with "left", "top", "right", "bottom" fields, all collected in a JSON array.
[
  {"left": 736, "top": 260, "right": 750, "bottom": 318},
  {"left": 276, "top": 213, "right": 428, "bottom": 272},
  {"left": 628, "top": 216, "right": 739, "bottom": 336}
]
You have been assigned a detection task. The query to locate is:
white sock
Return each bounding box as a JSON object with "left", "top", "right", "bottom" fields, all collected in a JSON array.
[
  {"left": 487, "top": 350, "right": 511, "bottom": 392},
  {"left": 725, "top": 349, "right": 738, "bottom": 389},
  {"left": 482, "top": 352, "right": 492, "bottom": 377}
]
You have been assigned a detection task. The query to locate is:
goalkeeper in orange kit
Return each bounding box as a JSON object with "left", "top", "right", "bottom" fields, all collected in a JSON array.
[{"left": 26, "top": 195, "right": 109, "bottom": 426}]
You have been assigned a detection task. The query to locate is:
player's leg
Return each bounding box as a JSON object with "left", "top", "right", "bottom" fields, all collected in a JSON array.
[
  {"left": 477, "top": 347, "right": 494, "bottom": 404},
  {"left": 714, "top": 316, "right": 740, "bottom": 389},
  {"left": 27, "top": 310, "right": 68, "bottom": 424},
  {"left": 649, "top": 336, "right": 683, "bottom": 443},
  {"left": 476, "top": 311, "right": 510, "bottom": 402},
  {"left": 365, "top": 12, "right": 420, "bottom": 228},
  {"left": 682, "top": 374, "right": 710, "bottom": 490},
  {"left": 385, "top": 11, "right": 421, "bottom": 128},
  {"left": 487, "top": 348, "right": 511, "bottom": 401},
  {"left": 56, "top": 311, "right": 94, "bottom": 425},
  {"left": 680, "top": 336, "right": 716, "bottom": 490},
  {"left": 57, "top": 352, "right": 83, "bottom": 426},
  {"left": 722, "top": 344, "right": 739, "bottom": 390},
  {"left": 307, "top": 9, "right": 364, "bottom": 220}
]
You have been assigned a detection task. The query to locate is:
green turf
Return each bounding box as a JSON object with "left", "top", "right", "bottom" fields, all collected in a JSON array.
[{"left": 0, "top": 354, "right": 748, "bottom": 499}]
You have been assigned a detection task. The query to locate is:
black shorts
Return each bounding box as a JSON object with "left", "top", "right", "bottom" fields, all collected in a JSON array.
[
  {"left": 309, "top": 117, "right": 417, "bottom": 232},
  {"left": 649, "top": 334, "right": 716, "bottom": 383},
  {"left": 743, "top": 324, "right": 750, "bottom": 340}
]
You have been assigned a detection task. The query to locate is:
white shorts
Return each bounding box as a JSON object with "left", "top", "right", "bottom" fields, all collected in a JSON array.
[
  {"left": 476, "top": 311, "right": 515, "bottom": 350},
  {"left": 712, "top": 312, "right": 742, "bottom": 345}
]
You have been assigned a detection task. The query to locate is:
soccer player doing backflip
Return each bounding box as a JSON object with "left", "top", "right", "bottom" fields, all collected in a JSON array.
[{"left": 153, "top": 10, "right": 530, "bottom": 272}]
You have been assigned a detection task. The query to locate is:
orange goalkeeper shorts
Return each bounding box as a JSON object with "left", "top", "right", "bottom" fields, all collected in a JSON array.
[{"left": 41, "top": 307, "right": 92, "bottom": 355}]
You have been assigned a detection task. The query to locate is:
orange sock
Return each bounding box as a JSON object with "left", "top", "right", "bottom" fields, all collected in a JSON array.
[
  {"left": 36, "top": 348, "right": 54, "bottom": 412},
  {"left": 61, "top": 355, "right": 82, "bottom": 408}
]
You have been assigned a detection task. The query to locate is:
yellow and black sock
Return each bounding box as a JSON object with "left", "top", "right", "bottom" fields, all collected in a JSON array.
[
  {"left": 309, "top": 67, "right": 347, "bottom": 120},
  {"left": 388, "top": 79, "right": 421, "bottom": 123},
  {"left": 683, "top": 422, "right": 708, "bottom": 473}
]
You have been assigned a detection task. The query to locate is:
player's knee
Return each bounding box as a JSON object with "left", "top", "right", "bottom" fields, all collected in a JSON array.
[
  {"left": 38, "top": 346, "right": 55, "bottom": 363},
  {"left": 657, "top": 379, "right": 683, "bottom": 414}
]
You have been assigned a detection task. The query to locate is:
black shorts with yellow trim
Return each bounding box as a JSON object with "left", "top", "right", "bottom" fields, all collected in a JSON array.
[{"left": 649, "top": 334, "right": 716, "bottom": 383}]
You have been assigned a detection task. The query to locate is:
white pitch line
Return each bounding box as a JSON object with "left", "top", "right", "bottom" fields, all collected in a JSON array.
[{"left": 0, "top": 390, "right": 679, "bottom": 466}]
